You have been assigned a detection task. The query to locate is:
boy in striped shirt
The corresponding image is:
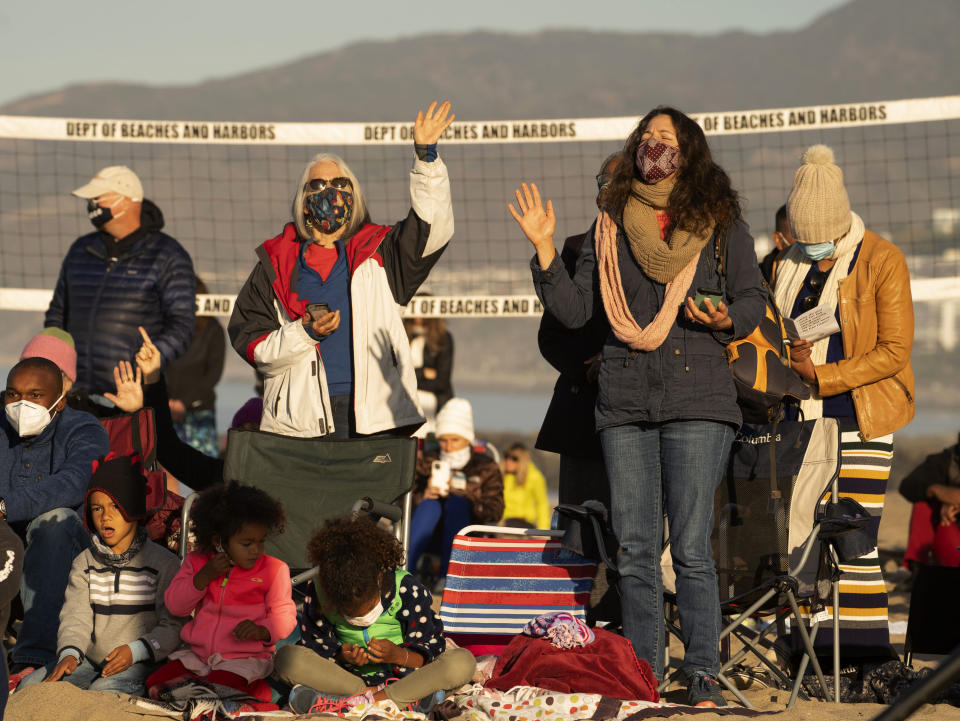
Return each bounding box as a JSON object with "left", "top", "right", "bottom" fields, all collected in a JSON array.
[{"left": 19, "top": 453, "right": 185, "bottom": 695}]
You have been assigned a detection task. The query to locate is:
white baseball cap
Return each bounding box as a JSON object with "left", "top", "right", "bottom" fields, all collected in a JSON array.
[{"left": 72, "top": 165, "right": 144, "bottom": 202}]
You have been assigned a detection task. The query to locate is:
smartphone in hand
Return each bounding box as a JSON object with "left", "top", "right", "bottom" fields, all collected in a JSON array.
[
  {"left": 429, "top": 460, "right": 451, "bottom": 496},
  {"left": 306, "top": 302, "right": 331, "bottom": 322},
  {"left": 694, "top": 287, "right": 723, "bottom": 312}
]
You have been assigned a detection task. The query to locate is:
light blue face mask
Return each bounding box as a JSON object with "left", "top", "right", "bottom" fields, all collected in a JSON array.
[{"left": 799, "top": 241, "right": 834, "bottom": 262}]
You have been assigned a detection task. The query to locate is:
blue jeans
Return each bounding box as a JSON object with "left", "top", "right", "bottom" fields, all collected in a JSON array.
[
  {"left": 601, "top": 419, "right": 733, "bottom": 681},
  {"left": 12, "top": 508, "right": 88, "bottom": 666},
  {"left": 407, "top": 495, "right": 472, "bottom": 577},
  {"left": 19, "top": 656, "right": 150, "bottom": 695}
]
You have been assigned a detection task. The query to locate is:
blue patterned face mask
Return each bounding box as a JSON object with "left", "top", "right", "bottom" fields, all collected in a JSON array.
[
  {"left": 799, "top": 241, "right": 834, "bottom": 261},
  {"left": 304, "top": 186, "right": 353, "bottom": 235}
]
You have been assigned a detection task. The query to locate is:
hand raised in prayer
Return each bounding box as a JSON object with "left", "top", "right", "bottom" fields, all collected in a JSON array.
[
  {"left": 414, "top": 101, "right": 455, "bottom": 146},
  {"left": 103, "top": 361, "right": 144, "bottom": 413},
  {"left": 135, "top": 326, "right": 163, "bottom": 384},
  {"left": 508, "top": 182, "right": 557, "bottom": 269}
]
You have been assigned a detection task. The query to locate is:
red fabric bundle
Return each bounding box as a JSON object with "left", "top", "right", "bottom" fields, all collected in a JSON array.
[{"left": 484, "top": 627, "right": 659, "bottom": 702}]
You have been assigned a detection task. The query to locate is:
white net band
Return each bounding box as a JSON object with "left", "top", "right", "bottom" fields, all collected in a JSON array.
[{"left": 1, "top": 95, "right": 957, "bottom": 145}]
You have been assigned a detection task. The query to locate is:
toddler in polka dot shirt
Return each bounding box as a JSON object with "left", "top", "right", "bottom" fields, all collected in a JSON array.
[{"left": 274, "top": 516, "right": 476, "bottom": 712}]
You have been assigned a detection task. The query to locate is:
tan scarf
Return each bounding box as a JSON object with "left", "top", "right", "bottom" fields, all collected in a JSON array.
[
  {"left": 596, "top": 211, "right": 698, "bottom": 352},
  {"left": 622, "top": 178, "right": 713, "bottom": 284}
]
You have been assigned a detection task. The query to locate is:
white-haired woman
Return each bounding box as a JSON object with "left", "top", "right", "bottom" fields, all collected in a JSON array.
[{"left": 229, "top": 101, "right": 455, "bottom": 438}]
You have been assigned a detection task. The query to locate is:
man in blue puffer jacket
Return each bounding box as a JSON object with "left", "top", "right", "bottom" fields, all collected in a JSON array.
[{"left": 45, "top": 166, "right": 196, "bottom": 407}]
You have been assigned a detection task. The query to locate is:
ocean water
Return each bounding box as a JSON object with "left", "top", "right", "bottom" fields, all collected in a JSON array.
[
  {"left": 216, "top": 379, "right": 551, "bottom": 433},
  {"left": 215, "top": 378, "right": 956, "bottom": 438}
]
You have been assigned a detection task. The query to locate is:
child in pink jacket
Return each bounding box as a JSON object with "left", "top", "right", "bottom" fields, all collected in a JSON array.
[{"left": 146, "top": 482, "right": 295, "bottom": 709}]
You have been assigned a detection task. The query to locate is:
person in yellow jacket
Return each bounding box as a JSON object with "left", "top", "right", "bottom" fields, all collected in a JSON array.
[{"left": 500, "top": 444, "right": 552, "bottom": 529}]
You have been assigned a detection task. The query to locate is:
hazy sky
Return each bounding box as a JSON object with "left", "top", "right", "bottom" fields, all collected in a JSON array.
[{"left": 1, "top": 0, "right": 848, "bottom": 106}]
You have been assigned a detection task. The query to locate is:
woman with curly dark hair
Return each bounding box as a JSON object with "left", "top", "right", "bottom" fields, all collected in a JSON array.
[
  {"left": 145, "top": 482, "right": 295, "bottom": 710},
  {"left": 274, "top": 515, "right": 475, "bottom": 715},
  {"left": 509, "top": 107, "right": 765, "bottom": 707}
]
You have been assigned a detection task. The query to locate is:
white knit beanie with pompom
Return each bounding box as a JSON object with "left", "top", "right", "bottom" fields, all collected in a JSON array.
[{"left": 787, "top": 144, "right": 852, "bottom": 245}]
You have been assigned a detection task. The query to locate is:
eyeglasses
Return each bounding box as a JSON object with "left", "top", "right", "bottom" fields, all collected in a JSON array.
[
  {"left": 799, "top": 269, "right": 829, "bottom": 312},
  {"left": 304, "top": 177, "right": 352, "bottom": 193}
]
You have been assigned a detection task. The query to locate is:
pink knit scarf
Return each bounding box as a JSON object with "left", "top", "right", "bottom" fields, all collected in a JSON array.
[{"left": 596, "top": 211, "right": 698, "bottom": 351}]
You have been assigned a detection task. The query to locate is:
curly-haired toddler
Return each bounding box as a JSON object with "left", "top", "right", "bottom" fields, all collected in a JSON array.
[
  {"left": 275, "top": 515, "right": 475, "bottom": 713},
  {"left": 145, "top": 481, "right": 296, "bottom": 709}
]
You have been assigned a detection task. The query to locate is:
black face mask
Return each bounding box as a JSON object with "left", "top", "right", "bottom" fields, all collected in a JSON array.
[{"left": 87, "top": 199, "right": 113, "bottom": 229}]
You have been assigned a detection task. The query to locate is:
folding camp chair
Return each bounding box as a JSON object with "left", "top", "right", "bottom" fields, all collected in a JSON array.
[
  {"left": 438, "top": 525, "right": 596, "bottom": 656},
  {"left": 178, "top": 429, "right": 418, "bottom": 584},
  {"left": 904, "top": 565, "right": 960, "bottom": 667},
  {"left": 661, "top": 417, "right": 843, "bottom": 708}
]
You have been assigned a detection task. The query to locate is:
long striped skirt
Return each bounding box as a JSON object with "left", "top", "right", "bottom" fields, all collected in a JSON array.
[{"left": 805, "top": 419, "right": 894, "bottom": 659}]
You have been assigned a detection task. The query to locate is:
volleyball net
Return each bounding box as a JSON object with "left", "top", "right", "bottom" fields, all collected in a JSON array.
[{"left": 0, "top": 95, "right": 957, "bottom": 322}]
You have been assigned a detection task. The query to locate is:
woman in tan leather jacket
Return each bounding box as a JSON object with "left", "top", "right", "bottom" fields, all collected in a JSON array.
[{"left": 773, "top": 144, "right": 914, "bottom": 665}]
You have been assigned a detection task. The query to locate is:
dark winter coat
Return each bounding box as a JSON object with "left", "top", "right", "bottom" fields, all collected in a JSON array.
[
  {"left": 532, "top": 218, "right": 765, "bottom": 431},
  {"left": 45, "top": 200, "right": 196, "bottom": 395},
  {"left": 166, "top": 319, "right": 226, "bottom": 412},
  {"left": 535, "top": 233, "right": 608, "bottom": 460},
  {"left": 144, "top": 377, "right": 222, "bottom": 492}
]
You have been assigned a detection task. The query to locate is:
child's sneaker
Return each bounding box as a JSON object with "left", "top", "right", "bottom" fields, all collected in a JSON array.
[
  {"left": 686, "top": 671, "right": 727, "bottom": 708},
  {"left": 289, "top": 686, "right": 377, "bottom": 715},
  {"left": 408, "top": 689, "right": 446, "bottom": 715},
  {"left": 288, "top": 685, "right": 328, "bottom": 714}
]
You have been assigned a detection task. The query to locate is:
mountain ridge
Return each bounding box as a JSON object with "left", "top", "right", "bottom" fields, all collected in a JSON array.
[{"left": 3, "top": 0, "right": 957, "bottom": 122}]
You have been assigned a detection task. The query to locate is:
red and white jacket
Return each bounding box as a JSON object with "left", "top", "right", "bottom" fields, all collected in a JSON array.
[{"left": 228, "top": 157, "right": 453, "bottom": 437}]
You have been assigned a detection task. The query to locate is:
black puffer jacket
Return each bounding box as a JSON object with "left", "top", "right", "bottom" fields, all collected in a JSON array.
[{"left": 45, "top": 200, "right": 196, "bottom": 395}]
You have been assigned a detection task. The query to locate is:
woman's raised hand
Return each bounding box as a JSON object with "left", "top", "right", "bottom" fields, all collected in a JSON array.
[
  {"left": 104, "top": 361, "right": 144, "bottom": 412},
  {"left": 508, "top": 182, "right": 557, "bottom": 269},
  {"left": 414, "top": 101, "right": 455, "bottom": 145}
]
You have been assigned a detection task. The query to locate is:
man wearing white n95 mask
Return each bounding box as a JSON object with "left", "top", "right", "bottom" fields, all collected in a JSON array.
[{"left": 1, "top": 358, "right": 108, "bottom": 676}]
